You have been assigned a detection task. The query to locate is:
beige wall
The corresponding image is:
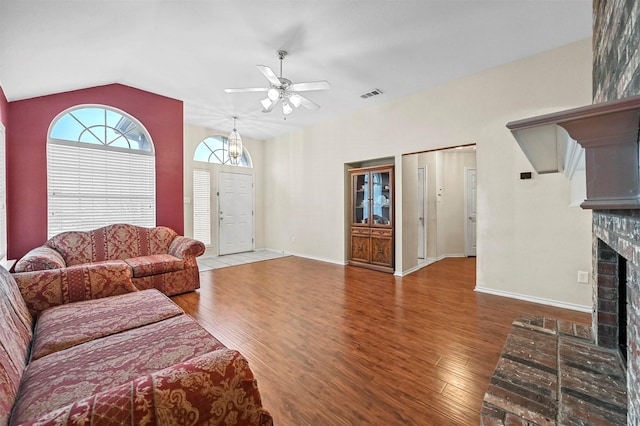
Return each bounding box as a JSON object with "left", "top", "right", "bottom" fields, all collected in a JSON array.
[
  {"left": 262, "top": 38, "right": 593, "bottom": 309},
  {"left": 183, "top": 124, "right": 265, "bottom": 255}
]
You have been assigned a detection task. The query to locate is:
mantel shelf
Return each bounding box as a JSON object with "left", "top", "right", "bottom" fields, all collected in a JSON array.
[{"left": 507, "top": 94, "right": 640, "bottom": 210}]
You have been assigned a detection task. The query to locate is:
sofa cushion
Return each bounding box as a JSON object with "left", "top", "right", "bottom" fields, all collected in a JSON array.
[
  {"left": 46, "top": 230, "right": 93, "bottom": 266},
  {"left": 31, "top": 289, "right": 183, "bottom": 361},
  {"left": 13, "top": 260, "right": 138, "bottom": 316},
  {"left": 12, "top": 315, "right": 225, "bottom": 424},
  {"left": 125, "top": 254, "right": 185, "bottom": 278},
  {"left": 0, "top": 266, "right": 33, "bottom": 424},
  {"left": 14, "top": 246, "right": 66, "bottom": 272},
  {"left": 25, "top": 350, "right": 273, "bottom": 426}
]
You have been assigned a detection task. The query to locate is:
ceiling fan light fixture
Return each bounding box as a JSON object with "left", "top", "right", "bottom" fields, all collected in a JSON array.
[
  {"left": 267, "top": 88, "right": 280, "bottom": 101},
  {"left": 225, "top": 50, "right": 330, "bottom": 116},
  {"left": 289, "top": 93, "right": 302, "bottom": 108},
  {"left": 260, "top": 97, "right": 273, "bottom": 110}
]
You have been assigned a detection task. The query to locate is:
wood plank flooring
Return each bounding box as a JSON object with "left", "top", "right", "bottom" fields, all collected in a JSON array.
[{"left": 171, "top": 256, "right": 590, "bottom": 425}]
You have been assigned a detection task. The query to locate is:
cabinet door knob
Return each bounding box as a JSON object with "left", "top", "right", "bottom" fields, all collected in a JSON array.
[
  {"left": 358, "top": 245, "right": 363, "bottom": 250},
  {"left": 378, "top": 248, "right": 384, "bottom": 253}
]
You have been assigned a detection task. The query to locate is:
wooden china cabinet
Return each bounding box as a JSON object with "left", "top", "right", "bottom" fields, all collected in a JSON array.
[{"left": 349, "top": 165, "right": 394, "bottom": 273}]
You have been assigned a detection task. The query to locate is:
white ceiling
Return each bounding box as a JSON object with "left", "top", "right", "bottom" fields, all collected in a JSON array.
[{"left": 0, "top": 1, "right": 592, "bottom": 141}]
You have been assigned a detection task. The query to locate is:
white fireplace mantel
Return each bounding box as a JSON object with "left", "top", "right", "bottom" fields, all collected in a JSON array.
[{"left": 507, "top": 95, "right": 640, "bottom": 209}]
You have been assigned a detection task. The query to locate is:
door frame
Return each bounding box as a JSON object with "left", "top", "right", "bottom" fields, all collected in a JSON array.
[
  {"left": 217, "top": 170, "right": 255, "bottom": 255},
  {"left": 417, "top": 166, "right": 427, "bottom": 263},
  {"left": 464, "top": 167, "right": 477, "bottom": 257}
]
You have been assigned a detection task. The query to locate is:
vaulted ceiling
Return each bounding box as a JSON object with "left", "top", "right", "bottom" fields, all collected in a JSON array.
[{"left": 0, "top": 1, "right": 592, "bottom": 140}]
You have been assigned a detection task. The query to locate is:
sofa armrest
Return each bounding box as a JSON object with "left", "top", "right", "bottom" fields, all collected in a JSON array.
[
  {"left": 169, "top": 236, "right": 206, "bottom": 260},
  {"left": 20, "top": 349, "right": 273, "bottom": 426},
  {"left": 14, "top": 246, "right": 66, "bottom": 273},
  {"left": 12, "top": 261, "right": 137, "bottom": 317}
]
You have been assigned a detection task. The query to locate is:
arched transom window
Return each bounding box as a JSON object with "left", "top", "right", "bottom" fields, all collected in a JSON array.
[
  {"left": 193, "top": 135, "right": 252, "bottom": 168},
  {"left": 47, "top": 106, "right": 156, "bottom": 237}
]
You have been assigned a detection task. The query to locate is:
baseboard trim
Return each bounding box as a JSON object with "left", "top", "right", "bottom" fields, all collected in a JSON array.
[
  {"left": 397, "top": 255, "right": 468, "bottom": 277},
  {"left": 474, "top": 286, "right": 592, "bottom": 313},
  {"left": 283, "top": 251, "right": 348, "bottom": 266}
]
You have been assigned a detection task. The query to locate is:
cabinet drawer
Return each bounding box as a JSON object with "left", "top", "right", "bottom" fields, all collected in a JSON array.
[
  {"left": 370, "top": 228, "right": 392, "bottom": 237},
  {"left": 352, "top": 227, "right": 371, "bottom": 236}
]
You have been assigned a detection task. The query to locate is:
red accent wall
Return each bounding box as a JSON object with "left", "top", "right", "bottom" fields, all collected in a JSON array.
[{"left": 7, "top": 84, "right": 184, "bottom": 259}]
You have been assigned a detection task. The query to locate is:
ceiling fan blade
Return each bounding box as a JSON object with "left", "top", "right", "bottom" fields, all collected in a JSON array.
[
  {"left": 297, "top": 94, "right": 320, "bottom": 110},
  {"left": 289, "top": 80, "right": 331, "bottom": 92},
  {"left": 224, "top": 87, "right": 268, "bottom": 93},
  {"left": 261, "top": 97, "right": 280, "bottom": 113},
  {"left": 257, "top": 65, "right": 282, "bottom": 87}
]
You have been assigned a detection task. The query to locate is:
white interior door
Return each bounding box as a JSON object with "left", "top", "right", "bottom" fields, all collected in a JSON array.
[
  {"left": 417, "top": 166, "right": 426, "bottom": 261},
  {"left": 464, "top": 168, "right": 477, "bottom": 257},
  {"left": 218, "top": 171, "right": 254, "bottom": 255}
]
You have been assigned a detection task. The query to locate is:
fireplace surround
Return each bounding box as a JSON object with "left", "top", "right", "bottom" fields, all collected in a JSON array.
[{"left": 593, "top": 210, "right": 639, "bottom": 419}]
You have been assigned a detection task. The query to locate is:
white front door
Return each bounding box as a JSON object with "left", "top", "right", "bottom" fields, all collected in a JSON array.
[
  {"left": 417, "top": 166, "right": 426, "bottom": 261},
  {"left": 218, "top": 171, "right": 254, "bottom": 255},
  {"left": 464, "top": 168, "right": 477, "bottom": 257}
]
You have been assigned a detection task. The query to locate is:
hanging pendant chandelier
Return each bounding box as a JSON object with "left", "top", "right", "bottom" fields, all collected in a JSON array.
[{"left": 228, "top": 116, "right": 243, "bottom": 164}]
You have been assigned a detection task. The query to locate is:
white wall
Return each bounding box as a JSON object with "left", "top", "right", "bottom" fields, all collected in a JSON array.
[
  {"left": 263, "top": 39, "right": 593, "bottom": 309},
  {"left": 183, "top": 124, "right": 265, "bottom": 255}
]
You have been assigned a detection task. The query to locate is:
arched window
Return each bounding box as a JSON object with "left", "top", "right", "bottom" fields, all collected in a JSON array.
[
  {"left": 47, "top": 105, "right": 155, "bottom": 237},
  {"left": 193, "top": 135, "right": 252, "bottom": 167}
]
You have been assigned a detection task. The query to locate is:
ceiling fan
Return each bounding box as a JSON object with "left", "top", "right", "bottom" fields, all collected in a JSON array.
[{"left": 224, "top": 50, "right": 331, "bottom": 115}]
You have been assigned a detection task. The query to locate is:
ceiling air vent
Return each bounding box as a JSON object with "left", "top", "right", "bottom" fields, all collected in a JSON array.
[{"left": 360, "top": 89, "right": 383, "bottom": 99}]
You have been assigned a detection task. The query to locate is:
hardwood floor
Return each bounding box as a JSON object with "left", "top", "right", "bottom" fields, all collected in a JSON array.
[{"left": 171, "top": 256, "right": 590, "bottom": 425}]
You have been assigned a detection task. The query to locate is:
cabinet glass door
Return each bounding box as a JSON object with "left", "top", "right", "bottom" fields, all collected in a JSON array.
[
  {"left": 371, "top": 170, "right": 392, "bottom": 227},
  {"left": 352, "top": 172, "right": 369, "bottom": 225}
]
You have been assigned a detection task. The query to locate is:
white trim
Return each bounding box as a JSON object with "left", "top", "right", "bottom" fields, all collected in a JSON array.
[
  {"left": 474, "top": 286, "right": 592, "bottom": 313},
  {"left": 279, "top": 250, "right": 348, "bottom": 266},
  {"left": 396, "top": 261, "right": 433, "bottom": 277},
  {"left": 464, "top": 167, "right": 477, "bottom": 257}
]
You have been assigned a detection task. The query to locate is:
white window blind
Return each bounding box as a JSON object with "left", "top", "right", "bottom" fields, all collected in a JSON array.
[
  {"left": 193, "top": 169, "right": 211, "bottom": 246},
  {"left": 0, "top": 124, "right": 6, "bottom": 260},
  {"left": 48, "top": 141, "right": 155, "bottom": 238}
]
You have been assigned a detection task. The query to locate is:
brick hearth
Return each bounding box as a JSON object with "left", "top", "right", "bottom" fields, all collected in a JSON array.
[{"left": 481, "top": 315, "right": 627, "bottom": 425}]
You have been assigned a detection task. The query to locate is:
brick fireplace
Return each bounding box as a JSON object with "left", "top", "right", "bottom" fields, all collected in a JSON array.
[
  {"left": 593, "top": 211, "right": 640, "bottom": 421},
  {"left": 592, "top": 1, "right": 640, "bottom": 423}
]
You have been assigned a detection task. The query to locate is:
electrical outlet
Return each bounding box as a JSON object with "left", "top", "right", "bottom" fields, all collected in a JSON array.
[{"left": 577, "top": 271, "right": 590, "bottom": 284}]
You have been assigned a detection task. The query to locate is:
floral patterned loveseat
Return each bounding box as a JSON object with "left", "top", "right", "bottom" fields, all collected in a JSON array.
[
  {"left": 12, "top": 224, "right": 205, "bottom": 315},
  {"left": 0, "top": 265, "right": 272, "bottom": 425}
]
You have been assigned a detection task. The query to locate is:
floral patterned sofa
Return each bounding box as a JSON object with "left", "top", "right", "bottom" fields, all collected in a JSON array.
[
  {"left": 12, "top": 224, "right": 205, "bottom": 315},
  {"left": 0, "top": 265, "right": 273, "bottom": 425}
]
